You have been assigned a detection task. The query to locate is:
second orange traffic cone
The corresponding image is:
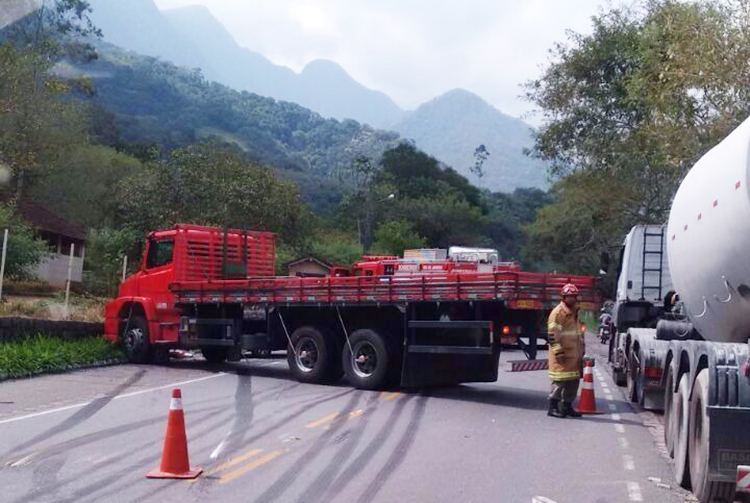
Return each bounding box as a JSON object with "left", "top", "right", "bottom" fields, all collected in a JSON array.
[
  {"left": 147, "top": 389, "right": 202, "bottom": 479},
  {"left": 577, "top": 359, "right": 602, "bottom": 414}
]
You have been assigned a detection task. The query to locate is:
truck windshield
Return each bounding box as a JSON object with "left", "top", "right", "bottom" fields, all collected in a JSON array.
[{"left": 146, "top": 238, "right": 174, "bottom": 269}]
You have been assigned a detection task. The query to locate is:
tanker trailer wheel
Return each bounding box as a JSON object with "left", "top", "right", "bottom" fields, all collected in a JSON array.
[
  {"left": 627, "top": 349, "right": 642, "bottom": 404},
  {"left": 688, "top": 369, "right": 736, "bottom": 503},
  {"left": 663, "top": 363, "right": 677, "bottom": 458},
  {"left": 201, "top": 346, "right": 229, "bottom": 364},
  {"left": 123, "top": 315, "right": 152, "bottom": 364},
  {"left": 287, "top": 326, "right": 332, "bottom": 384},
  {"left": 674, "top": 373, "right": 692, "bottom": 489},
  {"left": 342, "top": 329, "right": 391, "bottom": 390}
]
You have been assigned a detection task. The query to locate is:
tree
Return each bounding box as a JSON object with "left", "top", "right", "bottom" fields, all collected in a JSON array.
[
  {"left": 0, "top": 204, "right": 47, "bottom": 280},
  {"left": 470, "top": 144, "right": 490, "bottom": 187},
  {"left": 524, "top": 0, "right": 750, "bottom": 272},
  {"left": 116, "top": 143, "right": 310, "bottom": 243},
  {"left": 370, "top": 220, "right": 426, "bottom": 256}
]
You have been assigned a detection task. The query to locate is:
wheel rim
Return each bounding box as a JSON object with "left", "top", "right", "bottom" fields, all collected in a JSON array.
[
  {"left": 125, "top": 328, "right": 142, "bottom": 352},
  {"left": 352, "top": 341, "right": 378, "bottom": 378},
  {"left": 295, "top": 337, "right": 319, "bottom": 373}
]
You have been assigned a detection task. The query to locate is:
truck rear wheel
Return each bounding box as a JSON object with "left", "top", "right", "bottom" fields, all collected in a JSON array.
[
  {"left": 287, "top": 326, "right": 332, "bottom": 384},
  {"left": 123, "top": 315, "right": 152, "bottom": 364},
  {"left": 688, "top": 369, "right": 736, "bottom": 503},
  {"left": 674, "top": 373, "right": 692, "bottom": 489},
  {"left": 627, "top": 350, "right": 641, "bottom": 403},
  {"left": 201, "top": 346, "right": 229, "bottom": 364},
  {"left": 663, "top": 364, "right": 676, "bottom": 458},
  {"left": 342, "top": 329, "right": 391, "bottom": 390}
]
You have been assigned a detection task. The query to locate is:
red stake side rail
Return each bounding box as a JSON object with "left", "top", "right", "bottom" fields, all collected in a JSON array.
[{"left": 170, "top": 271, "right": 600, "bottom": 309}]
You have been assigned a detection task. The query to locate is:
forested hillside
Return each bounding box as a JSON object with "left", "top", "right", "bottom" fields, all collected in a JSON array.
[
  {"left": 0, "top": 1, "right": 547, "bottom": 296},
  {"left": 66, "top": 42, "right": 400, "bottom": 212},
  {"left": 87, "top": 0, "right": 405, "bottom": 128},
  {"left": 391, "top": 89, "right": 549, "bottom": 192}
]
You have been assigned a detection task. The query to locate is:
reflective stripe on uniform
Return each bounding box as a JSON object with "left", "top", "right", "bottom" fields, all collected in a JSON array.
[
  {"left": 549, "top": 369, "right": 580, "bottom": 381},
  {"left": 550, "top": 343, "right": 564, "bottom": 355},
  {"left": 547, "top": 322, "right": 562, "bottom": 331}
]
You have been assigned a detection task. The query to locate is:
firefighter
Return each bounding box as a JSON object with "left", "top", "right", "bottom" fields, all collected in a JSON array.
[{"left": 546, "top": 283, "right": 585, "bottom": 418}]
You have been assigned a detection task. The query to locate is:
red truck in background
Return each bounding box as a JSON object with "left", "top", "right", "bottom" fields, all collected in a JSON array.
[{"left": 104, "top": 224, "right": 599, "bottom": 389}]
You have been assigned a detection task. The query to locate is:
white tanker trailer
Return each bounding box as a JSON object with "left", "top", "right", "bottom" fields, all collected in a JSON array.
[{"left": 607, "top": 117, "right": 750, "bottom": 503}]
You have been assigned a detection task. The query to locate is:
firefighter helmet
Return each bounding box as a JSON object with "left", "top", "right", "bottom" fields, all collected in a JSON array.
[{"left": 561, "top": 283, "right": 579, "bottom": 297}]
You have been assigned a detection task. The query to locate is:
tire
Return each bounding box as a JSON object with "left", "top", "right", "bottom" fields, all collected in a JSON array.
[
  {"left": 342, "top": 329, "right": 391, "bottom": 390},
  {"left": 688, "top": 369, "right": 736, "bottom": 503},
  {"left": 123, "top": 315, "right": 152, "bottom": 364},
  {"left": 663, "top": 364, "right": 676, "bottom": 458},
  {"left": 287, "top": 326, "right": 332, "bottom": 384},
  {"left": 201, "top": 346, "right": 229, "bottom": 364},
  {"left": 674, "top": 373, "right": 692, "bottom": 489},
  {"left": 613, "top": 362, "right": 627, "bottom": 386},
  {"left": 627, "top": 350, "right": 641, "bottom": 404}
]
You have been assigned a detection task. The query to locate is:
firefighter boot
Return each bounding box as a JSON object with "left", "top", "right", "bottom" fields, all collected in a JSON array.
[
  {"left": 547, "top": 399, "right": 565, "bottom": 418},
  {"left": 562, "top": 402, "right": 582, "bottom": 417}
]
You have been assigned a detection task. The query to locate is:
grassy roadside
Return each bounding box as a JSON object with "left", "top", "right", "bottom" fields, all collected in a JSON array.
[{"left": 0, "top": 334, "right": 125, "bottom": 380}]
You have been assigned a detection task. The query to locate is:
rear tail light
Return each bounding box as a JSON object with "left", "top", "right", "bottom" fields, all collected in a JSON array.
[
  {"left": 644, "top": 366, "right": 663, "bottom": 379},
  {"left": 502, "top": 326, "right": 510, "bottom": 335}
]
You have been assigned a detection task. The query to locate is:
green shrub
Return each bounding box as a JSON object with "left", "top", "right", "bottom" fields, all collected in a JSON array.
[{"left": 0, "top": 334, "right": 124, "bottom": 379}]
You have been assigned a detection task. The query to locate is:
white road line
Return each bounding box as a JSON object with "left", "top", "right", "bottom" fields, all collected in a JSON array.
[
  {"left": 623, "top": 454, "right": 635, "bottom": 470},
  {"left": 532, "top": 497, "right": 558, "bottom": 503},
  {"left": 626, "top": 481, "right": 643, "bottom": 501},
  {"left": 615, "top": 423, "right": 625, "bottom": 433},
  {"left": 0, "top": 372, "right": 228, "bottom": 426},
  {"left": 608, "top": 404, "right": 617, "bottom": 411},
  {"left": 618, "top": 437, "right": 630, "bottom": 449},
  {"left": 612, "top": 413, "right": 622, "bottom": 421}
]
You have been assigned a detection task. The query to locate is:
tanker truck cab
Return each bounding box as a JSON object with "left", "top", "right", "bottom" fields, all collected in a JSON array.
[{"left": 609, "top": 224, "right": 674, "bottom": 408}]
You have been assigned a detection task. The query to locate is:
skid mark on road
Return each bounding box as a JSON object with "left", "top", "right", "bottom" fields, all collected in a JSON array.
[
  {"left": 294, "top": 392, "right": 383, "bottom": 503},
  {"left": 1, "top": 370, "right": 146, "bottom": 461},
  {"left": 323, "top": 394, "right": 413, "bottom": 501},
  {"left": 248, "top": 391, "right": 364, "bottom": 503},
  {"left": 6, "top": 403, "right": 232, "bottom": 503},
  {"left": 0, "top": 372, "right": 227, "bottom": 427},
  {"left": 355, "top": 394, "right": 428, "bottom": 503}
]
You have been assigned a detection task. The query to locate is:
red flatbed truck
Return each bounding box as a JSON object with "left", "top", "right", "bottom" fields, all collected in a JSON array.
[{"left": 104, "top": 223, "right": 600, "bottom": 389}]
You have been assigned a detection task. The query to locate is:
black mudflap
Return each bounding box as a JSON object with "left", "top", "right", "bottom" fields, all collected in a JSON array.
[{"left": 400, "top": 320, "right": 500, "bottom": 388}]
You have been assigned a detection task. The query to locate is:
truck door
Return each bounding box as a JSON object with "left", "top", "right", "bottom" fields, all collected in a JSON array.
[{"left": 139, "top": 236, "right": 177, "bottom": 340}]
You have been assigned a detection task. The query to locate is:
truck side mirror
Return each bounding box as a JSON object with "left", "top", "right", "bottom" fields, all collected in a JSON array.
[{"left": 599, "top": 252, "right": 610, "bottom": 275}]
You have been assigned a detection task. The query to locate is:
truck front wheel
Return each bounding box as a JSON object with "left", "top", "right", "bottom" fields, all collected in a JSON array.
[
  {"left": 123, "top": 315, "right": 152, "bottom": 364},
  {"left": 287, "top": 326, "right": 332, "bottom": 384},
  {"left": 688, "top": 369, "right": 736, "bottom": 503},
  {"left": 342, "top": 329, "right": 391, "bottom": 390}
]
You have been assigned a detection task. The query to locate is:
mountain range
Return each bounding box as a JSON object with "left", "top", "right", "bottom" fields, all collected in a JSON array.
[{"left": 87, "top": 0, "right": 549, "bottom": 192}]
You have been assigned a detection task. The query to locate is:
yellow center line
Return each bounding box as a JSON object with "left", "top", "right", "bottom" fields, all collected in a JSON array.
[
  {"left": 219, "top": 450, "right": 284, "bottom": 484},
  {"left": 306, "top": 409, "right": 365, "bottom": 429},
  {"left": 383, "top": 392, "right": 401, "bottom": 401},
  {"left": 306, "top": 412, "right": 340, "bottom": 428},
  {"left": 201, "top": 448, "right": 264, "bottom": 478}
]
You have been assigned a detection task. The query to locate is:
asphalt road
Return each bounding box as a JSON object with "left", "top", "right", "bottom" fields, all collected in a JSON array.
[{"left": 0, "top": 335, "right": 693, "bottom": 503}]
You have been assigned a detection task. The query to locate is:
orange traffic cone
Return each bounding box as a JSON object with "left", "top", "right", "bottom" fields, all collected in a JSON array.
[
  {"left": 147, "top": 389, "right": 202, "bottom": 479},
  {"left": 577, "top": 359, "right": 602, "bottom": 414}
]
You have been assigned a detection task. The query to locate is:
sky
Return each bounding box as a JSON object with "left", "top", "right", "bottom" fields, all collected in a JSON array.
[{"left": 158, "top": 1, "right": 608, "bottom": 120}]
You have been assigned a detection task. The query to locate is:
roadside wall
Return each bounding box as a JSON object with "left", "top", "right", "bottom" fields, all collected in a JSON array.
[{"left": 0, "top": 317, "right": 102, "bottom": 343}]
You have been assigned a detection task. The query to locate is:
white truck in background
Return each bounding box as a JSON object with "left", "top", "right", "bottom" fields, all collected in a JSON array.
[{"left": 606, "top": 118, "right": 750, "bottom": 503}]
